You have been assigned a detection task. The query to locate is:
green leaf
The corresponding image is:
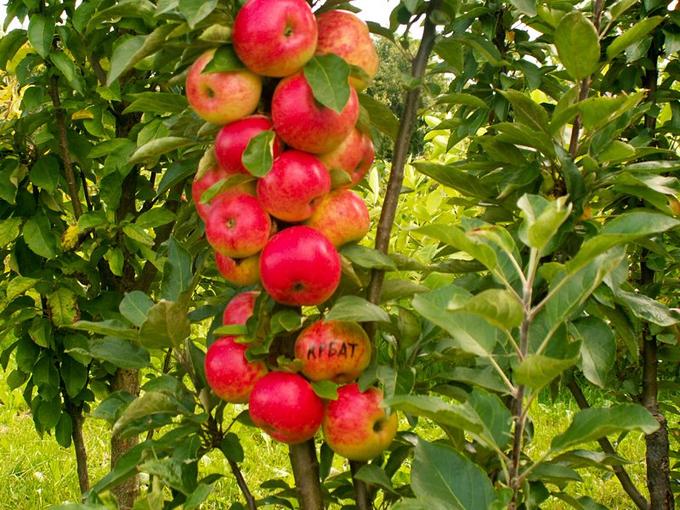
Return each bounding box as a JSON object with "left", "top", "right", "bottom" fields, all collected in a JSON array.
[
  {"left": 414, "top": 162, "right": 492, "bottom": 199},
  {"left": 37, "top": 398, "right": 62, "bottom": 430},
  {"left": 50, "top": 52, "right": 84, "bottom": 94},
  {"left": 455, "top": 33, "right": 503, "bottom": 66},
  {"left": 28, "top": 14, "right": 53, "bottom": 58},
  {"left": 0, "top": 29, "right": 27, "bottom": 70},
  {"left": 71, "top": 319, "right": 138, "bottom": 340},
  {"left": 202, "top": 45, "right": 244, "bottom": 73},
  {"left": 129, "top": 137, "right": 195, "bottom": 164},
  {"left": 179, "top": 0, "right": 218, "bottom": 28},
  {"left": 341, "top": 245, "right": 396, "bottom": 270},
  {"left": 7, "top": 276, "right": 39, "bottom": 301},
  {"left": 436, "top": 93, "right": 489, "bottom": 110},
  {"left": 514, "top": 350, "right": 580, "bottom": 390},
  {"left": 48, "top": 288, "right": 78, "bottom": 327},
  {"left": 550, "top": 404, "right": 660, "bottom": 452},
  {"left": 122, "top": 224, "right": 154, "bottom": 246},
  {"left": 416, "top": 224, "right": 497, "bottom": 271},
  {"left": 326, "top": 296, "right": 390, "bottom": 323},
  {"left": 23, "top": 215, "right": 58, "bottom": 259},
  {"left": 135, "top": 208, "right": 176, "bottom": 229},
  {"left": 113, "top": 392, "right": 182, "bottom": 436},
  {"left": 499, "top": 90, "right": 549, "bottom": 133},
  {"left": 0, "top": 217, "right": 22, "bottom": 245},
  {"left": 29, "top": 317, "right": 52, "bottom": 347},
  {"left": 161, "top": 237, "right": 193, "bottom": 302},
  {"left": 139, "top": 300, "right": 191, "bottom": 348},
  {"left": 107, "top": 25, "right": 177, "bottom": 85},
  {"left": 30, "top": 155, "right": 60, "bottom": 193},
  {"left": 311, "top": 380, "right": 339, "bottom": 400},
  {"left": 185, "top": 482, "right": 216, "bottom": 510},
  {"left": 509, "top": 0, "right": 536, "bottom": 16},
  {"left": 359, "top": 93, "right": 399, "bottom": 140},
  {"left": 219, "top": 432, "right": 244, "bottom": 463},
  {"left": 156, "top": 160, "right": 196, "bottom": 197},
  {"left": 571, "top": 317, "right": 615, "bottom": 388},
  {"left": 123, "top": 92, "right": 188, "bottom": 114},
  {"left": 613, "top": 290, "right": 680, "bottom": 327},
  {"left": 119, "top": 291, "right": 154, "bottom": 327},
  {"left": 55, "top": 413, "right": 73, "bottom": 448},
  {"left": 411, "top": 439, "right": 496, "bottom": 510},
  {"left": 606, "top": 17, "right": 664, "bottom": 60},
  {"left": 554, "top": 12, "right": 600, "bottom": 80},
  {"left": 598, "top": 140, "right": 636, "bottom": 162},
  {"left": 354, "top": 465, "right": 397, "bottom": 494},
  {"left": 60, "top": 356, "right": 88, "bottom": 398},
  {"left": 89, "top": 337, "right": 150, "bottom": 369},
  {"left": 517, "top": 194, "right": 572, "bottom": 251},
  {"left": 462, "top": 289, "right": 523, "bottom": 330},
  {"left": 242, "top": 130, "right": 276, "bottom": 177},
  {"left": 386, "top": 394, "right": 482, "bottom": 434},
  {"left": 304, "top": 54, "right": 351, "bottom": 113},
  {"left": 577, "top": 92, "right": 644, "bottom": 131}
]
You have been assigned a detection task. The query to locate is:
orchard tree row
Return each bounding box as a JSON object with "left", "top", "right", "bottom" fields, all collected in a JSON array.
[{"left": 0, "top": 0, "right": 678, "bottom": 509}]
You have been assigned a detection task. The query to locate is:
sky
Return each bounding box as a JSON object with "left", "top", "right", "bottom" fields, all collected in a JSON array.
[{"left": 0, "top": 1, "right": 399, "bottom": 31}]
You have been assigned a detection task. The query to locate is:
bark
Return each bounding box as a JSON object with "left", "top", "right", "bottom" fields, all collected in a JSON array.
[
  {"left": 288, "top": 440, "right": 324, "bottom": 510},
  {"left": 110, "top": 368, "right": 140, "bottom": 510},
  {"left": 65, "top": 402, "right": 90, "bottom": 495}
]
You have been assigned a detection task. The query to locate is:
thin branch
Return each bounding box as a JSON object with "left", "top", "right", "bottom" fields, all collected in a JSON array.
[
  {"left": 229, "top": 459, "right": 258, "bottom": 510},
  {"left": 48, "top": 75, "right": 83, "bottom": 219}
]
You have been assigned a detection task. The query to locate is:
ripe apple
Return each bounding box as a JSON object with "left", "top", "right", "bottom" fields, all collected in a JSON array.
[
  {"left": 215, "top": 253, "right": 260, "bottom": 287},
  {"left": 205, "top": 336, "right": 268, "bottom": 403},
  {"left": 305, "top": 189, "right": 370, "bottom": 247},
  {"left": 315, "top": 10, "right": 379, "bottom": 91},
  {"left": 223, "top": 290, "right": 259, "bottom": 326},
  {"left": 215, "top": 115, "right": 283, "bottom": 175},
  {"left": 249, "top": 371, "right": 324, "bottom": 444},
  {"left": 185, "top": 49, "right": 262, "bottom": 125},
  {"left": 259, "top": 226, "right": 341, "bottom": 306},
  {"left": 256, "top": 151, "right": 331, "bottom": 222},
  {"left": 233, "top": 0, "right": 318, "bottom": 77},
  {"left": 192, "top": 165, "right": 256, "bottom": 220},
  {"left": 205, "top": 192, "right": 271, "bottom": 258},
  {"left": 322, "top": 383, "right": 398, "bottom": 461},
  {"left": 294, "top": 320, "right": 371, "bottom": 383},
  {"left": 320, "top": 128, "right": 375, "bottom": 187},
  {"left": 272, "top": 73, "right": 359, "bottom": 154}
]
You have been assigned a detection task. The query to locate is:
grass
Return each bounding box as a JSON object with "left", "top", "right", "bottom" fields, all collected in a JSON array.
[{"left": 1, "top": 374, "right": 675, "bottom": 509}]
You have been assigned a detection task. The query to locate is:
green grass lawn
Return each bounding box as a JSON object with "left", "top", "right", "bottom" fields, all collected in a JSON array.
[{"left": 0, "top": 376, "right": 666, "bottom": 509}]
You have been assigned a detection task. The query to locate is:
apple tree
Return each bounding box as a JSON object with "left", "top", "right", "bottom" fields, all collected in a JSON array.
[{"left": 0, "top": 0, "right": 679, "bottom": 509}]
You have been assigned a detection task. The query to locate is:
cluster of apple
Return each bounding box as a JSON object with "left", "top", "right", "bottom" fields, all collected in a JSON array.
[
  {"left": 205, "top": 291, "right": 398, "bottom": 460},
  {"left": 187, "top": 0, "right": 397, "bottom": 460},
  {"left": 187, "top": 0, "right": 376, "bottom": 303}
]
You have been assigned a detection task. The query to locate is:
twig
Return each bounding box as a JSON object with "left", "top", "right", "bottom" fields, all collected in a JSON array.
[{"left": 229, "top": 459, "right": 258, "bottom": 510}]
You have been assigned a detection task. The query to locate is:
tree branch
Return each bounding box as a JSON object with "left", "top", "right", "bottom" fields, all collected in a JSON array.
[
  {"left": 48, "top": 75, "right": 83, "bottom": 219},
  {"left": 229, "top": 459, "right": 258, "bottom": 510},
  {"left": 289, "top": 440, "right": 324, "bottom": 510}
]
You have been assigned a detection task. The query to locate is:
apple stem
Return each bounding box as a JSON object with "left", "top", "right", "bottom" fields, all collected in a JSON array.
[{"left": 289, "top": 440, "right": 325, "bottom": 509}]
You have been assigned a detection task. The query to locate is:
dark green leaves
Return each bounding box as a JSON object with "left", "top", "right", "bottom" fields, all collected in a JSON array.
[
  {"left": 606, "top": 17, "right": 664, "bottom": 60},
  {"left": 88, "top": 337, "right": 151, "bottom": 369},
  {"left": 139, "top": 300, "right": 191, "bottom": 349},
  {"left": 202, "top": 46, "right": 244, "bottom": 73},
  {"left": 304, "top": 55, "right": 351, "bottom": 113},
  {"left": 359, "top": 93, "right": 399, "bottom": 140},
  {"left": 119, "top": 291, "right": 154, "bottom": 327},
  {"left": 242, "top": 130, "right": 276, "bottom": 177},
  {"left": 28, "top": 14, "right": 54, "bottom": 58},
  {"left": 24, "top": 215, "right": 58, "bottom": 259},
  {"left": 554, "top": 12, "right": 600, "bottom": 80},
  {"left": 326, "top": 296, "right": 390, "bottom": 323}
]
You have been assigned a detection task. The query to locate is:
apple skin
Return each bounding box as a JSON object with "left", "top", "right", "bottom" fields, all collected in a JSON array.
[
  {"left": 233, "top": 0, "right": 318, "bottom": 77},
  {"left": 192, "top": 166, "right": 256, "bottom": 220},
  {"left": 316, "top": 10, "right": 379, "bottom": 91},
  {"left": 320, "top": 128, "right": 375, "bottom": 188},
  {"left": 185, "top": 49, "right": 262, "bottom": 125},
  {"left": 249, "top": 371, "right": 324, "bottom": 444},
  {"left": 305, "top": 189, "right": 370, "bottom": 247},
  {"left": 205, "top": 192, "right": 271, "bottom": 258},
  {"left": 205, "top": 336, "right": 268, "bottom": 403},
  {"left": 223, "top": 290, "right": 259, "bottom": 326},
  {"left": 322, "top": 383, "right": 398, "bottom": 461},
  {"left": 272, "top": 73, "right": 359, "bottom": 154},
  {"left": 215, "top": 115, "right": 283, "bottom": 175},
  {"left": 259, "top": 226, "right": 341, "bottom": 306},
  {"left": 256, "top": 151, "right": 331, "bottom": 222},
  {"left": 215, "top": 253, "right": 260, "bottom": 287},
  {"left": 294, "top": 320, "right": 371, "bottom": 383}
]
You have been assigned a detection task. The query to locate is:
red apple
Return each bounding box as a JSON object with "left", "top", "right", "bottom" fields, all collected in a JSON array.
[
  {"left": 249, "top": 371, "right": 324, "bottom": 444},
  {"left": 316, "top": 10, "right": 379, "bottom": 91},
  {"left": 215, "top": 115, "right": 283, "bottom": 175},
  {"left": 205, "top": 336, "right": 268, "bottom": 403},
  {"left": 272, "top": 73, "right": 359, "bottom": 154},
  {"left": 259, "top": 226, "right": 341, "bottom": 306},
  {"left": 320, "top": 128, "right": 375, "bottom": 187},
  {"left": 305, "top": 189, "right": 370, "bottom": 247},
  {"left": 233, "top": 0, "right": 318, "bottom": 77},
  {"left": 205, "top": 192, "right": 271, "bottom": 258},
  {"left": 185, "top": 49, "right": 262, "bottom": 125},
  {"left": 215, "top": 253, "right": 260, "bottom": 287},
  {"left": 322, "top": 383, "right": 398, "bottom": 461},
  {"left": 256, "top": 151, "right": 331, "bottom": 222},
  {"left": 192, "top": 166, "right": 256, "bottom": 220},
  {"left": 294, "top": 320, "right": 371, "bottom": 383},
  {"left": 223, "top": 290, "right": 259, "bottom": 326}
]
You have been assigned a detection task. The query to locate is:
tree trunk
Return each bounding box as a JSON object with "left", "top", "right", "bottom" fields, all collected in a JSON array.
[
  {"left": 289, "top": 440, "right": 324, "bottom": 510},
  {"left": 110, "top": 368, "right": 140, "bottom": 509}
]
